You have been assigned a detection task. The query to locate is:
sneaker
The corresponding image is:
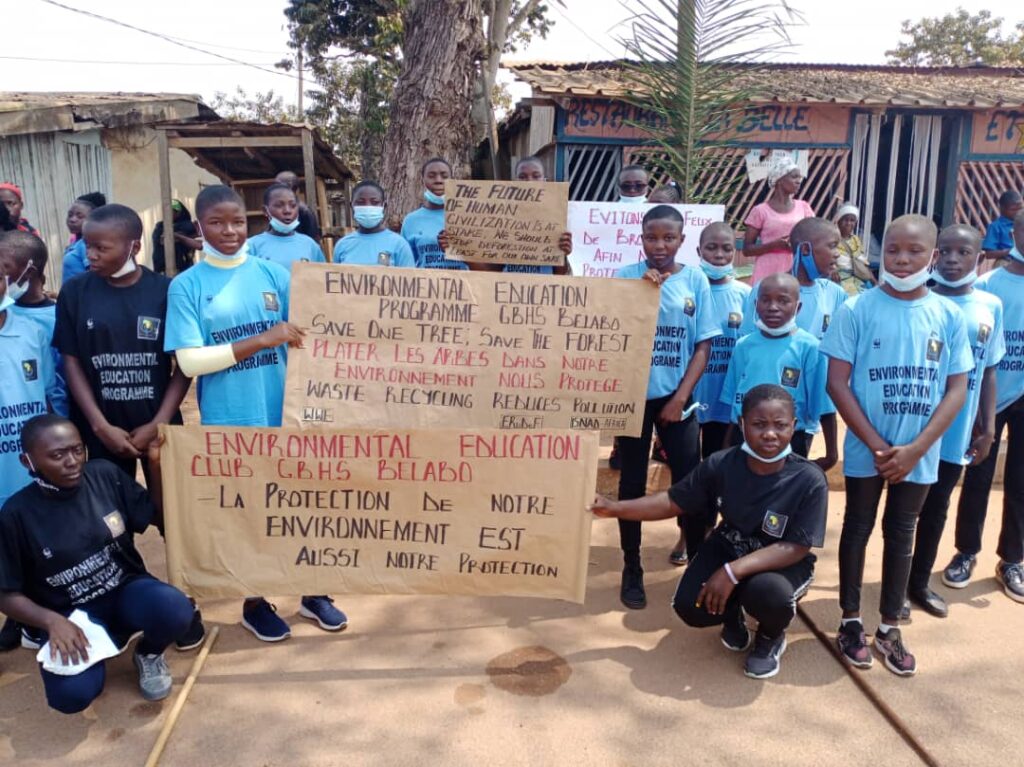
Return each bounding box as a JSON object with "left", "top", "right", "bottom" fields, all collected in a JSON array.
[
  {"left": 836, "top": 620, "right": 873, "bottom": 669},
  {"left": 299, "top": 596, "right": 348, "bottom": 631},
  {"left": 941, "top": 552, "right": 976, "bottom": 589},
  {"left": 996, "top": 562, "right": 1024, "bottom": 604},
  {"left": 620, "top": 565, "right": 646, "bottom": 609},
  {"left": 0, "top": 618, "right": 20, "bottom": 652},
  {"left": 21, "top": 627, "right": 44, "bottom": 650},
  {"left": 744, "top": 631, "right": 787, "bottom": 679},
  {"left": 132, "top": 651, "right": 173, "bottom": 701},
  {"left": 241, "top": 599, "right": 291, "bottom": 642},
  {"left": 720, "top": 609, "right": 751, "bottom": 652},
  {"left": 175, "top": 606, "right": 207, "bottom": 651},
  {"left": 874, "top": 627, "right": 917, "bottom": 676}
]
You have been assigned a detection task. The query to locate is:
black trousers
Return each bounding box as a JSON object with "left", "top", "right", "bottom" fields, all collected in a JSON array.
[
  {"left": 839, "top": 477, "right": 930, "bottom": 619},
  {"left": 790, "top": 430, "right": 811, "bottom": 458},
  {"left": 700, "top": 421, "right": 734, "bottom": 459},
  {"left": 672, "top": 531, "right": 814, "bottom": 639},
  {"left": 910, "top": 460, "right": 963, "bottom": 592},
  {"left": 618, "top": 395, "right": 702, "bottom": 560},
  {"left": 955, "top": 394, "right": 1024, "bottom": 563}
]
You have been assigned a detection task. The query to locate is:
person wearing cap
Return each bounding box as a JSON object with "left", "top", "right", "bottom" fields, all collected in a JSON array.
[
  {"left": 0, "top": 183, "right": 40, "bottom": 238},
  {"left": 742, "top": 156, "right": 814, "bottom": 284},
  {"left": 834, "top": 202, "right": 877, "bottom": 295},
  {"left": 151, "top": 199, "right": 200, "bottom": 275}
]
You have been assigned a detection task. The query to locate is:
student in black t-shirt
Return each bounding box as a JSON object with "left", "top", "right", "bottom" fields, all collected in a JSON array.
[
  {"left": 592, "top": 384, "right": 828, "bottom": 679},
  {"left": 0, "top": 415, "right": 194, "bottom": 713}
]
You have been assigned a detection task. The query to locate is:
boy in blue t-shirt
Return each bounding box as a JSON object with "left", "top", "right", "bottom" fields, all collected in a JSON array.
[
  {"left": 249, "top": 183, "right": 326, "bottom": 269},
  {"left": 980, "top": 190, "right": 1021, "bottom": 262},
  {"left": 402, "top": 158, "right": 468, "bottom": 271},
  {"left": 947, "top": 210, "right": 1024, "bottom": 604},
  {"left": 720, "top": 273, "right": 836, "bottom": 465},
  {"left": 613, "top": 205, "right": 721, "bottom": 611},
  {"left": 693, "top": 222, "right": 751, "bottom": 456},
  {"left": 165, "top": 185, "right": 347, "bottom": 643},
  {"left": 333, "top": 181, "right": 415, "bottom": 267},
  {"left": 822, "top": 214, "right": 973, "bottom": 677},
  {"left": 903, "top": 225, "right": 1004, "bottom": 619}
]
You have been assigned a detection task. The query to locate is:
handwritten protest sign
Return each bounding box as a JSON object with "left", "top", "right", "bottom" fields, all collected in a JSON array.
[
  {"left": 160, "top": 425, "right": 598, "bottom": 602},
  {"left": 443, "top": 179, "right": 569, "bottom": 267},
  {"left": 568, "top": 202, "right": 725, "bottom": 277},
  {"left": 282, "top": 264, "right": 657, "bottom": 437}
]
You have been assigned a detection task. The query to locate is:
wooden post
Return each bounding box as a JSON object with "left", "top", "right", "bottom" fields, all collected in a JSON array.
[{"left": 156, "top": 129, "right": 178, "bottom": 276}]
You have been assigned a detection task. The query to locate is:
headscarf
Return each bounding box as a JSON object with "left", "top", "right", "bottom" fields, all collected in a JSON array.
[
  {"left": 834, "top": 203, "right": 859, "bottom": 223},
  {"left": 0, "top": 182, "right": 24, "bottom": 201},
  {"left": 766, "top": 155, "right": 800, "bottom": 188}
]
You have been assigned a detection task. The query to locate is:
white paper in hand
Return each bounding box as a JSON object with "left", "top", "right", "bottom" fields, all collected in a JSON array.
[{"left": 37, "top": 609, "right": 121, "bottom": 676}]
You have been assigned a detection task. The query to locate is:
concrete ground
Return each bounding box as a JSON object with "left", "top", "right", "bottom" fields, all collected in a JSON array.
[{"left": 1, "top": 459, "right": 1021, "bottom": 766}]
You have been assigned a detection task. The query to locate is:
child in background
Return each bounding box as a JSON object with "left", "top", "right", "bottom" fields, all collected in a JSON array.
[
  {"left": 834, "top": 203, "right": 877, "bottom": 294},
  {"left": 62, "top": 192, "right": 107, "bottom": 283},
  {"left": 614, "top": 205, "right": 721, "bottom": 608},
  {"left": 721, "top": 273, "right": 836, "bottom": 465},
  {"left": 648, "top": 183, "right": 681, "bottom": 204},
  {"left": 496, "top": 156, "right": 572, "bottom": 276},
  {"left": 822, "top": 214, "right": 972, "bottom": 676},
  {"left": 980, "top": 190, "right": 1022, "bottom": 262},
  {"left": 0, "top": 183, "right": 40, "bottom": 237},
  {"left": 945, "top": 210, "right": 1024, "bottom": 603},
  {"left": 333, "top": 181, "right": 415, "bottom": 267},
  {"left": 249, "top": 183, "right": 326, "bottom": 268},
  {"left": 165, "top": 185, "right": 346, "bottom": 642},
  {"left": 402, "top": 158, "right": 468, "bottom": 271},
  {"left": 618, "top": 165, "right": 650, "bottom": 204},
  {"left": 903, "top": 225, "right": 1003, "bottom": 618},
  {"left": 151, "top": 199, "right": 201, "bottom": 276}
]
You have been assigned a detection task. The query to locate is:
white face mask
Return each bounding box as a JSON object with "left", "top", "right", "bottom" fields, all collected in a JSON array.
[
  {"left": 6, "top": 263, "right": 31, "bottom": 301},
  {"left": 740, "top": 440, "right": 792, "bottom": 464},
  {"left": 0, "top": 290, "right": 13, "bottom": 314},
  {"left": 111, "top": 243, "right": 138, "bottom": 279},
  {"left": 618, "top": 195, "right": 647, "bottom": 204},
  {"left": 1010, "top": 246, "right": 1024, "bottom": 264},
  {"left": 880, "top": 260, "right": 932, "bottom": 292},
  {"left": 754, "top": 316, "right": 797, "bottom": 337},
  {"left": 931, "top": 269, "right": 977, "bottom": 288},
  {"left": 198, "top": 224, "right": 247, "bottom": 261},
  {"left": 269, "top": 216, "right": 300, "bottom": 234}
]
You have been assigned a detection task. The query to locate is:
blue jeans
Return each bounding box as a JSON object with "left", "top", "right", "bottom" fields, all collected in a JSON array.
[{"left": 41, "top": 577, "right": 193, "bottom": 714}]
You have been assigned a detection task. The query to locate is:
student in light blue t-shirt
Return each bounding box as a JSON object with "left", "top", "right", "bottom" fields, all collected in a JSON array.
[
  {"left": 333, "top": 181, "right": 415, "bottom": 267},
  {"left": 720, "top": 273, "right": 836, "bottom": 466},
  {"left": 249, "top": 183, "right": 326, "bottom": 269},
  {"left": 165, "top": 184, "right": 347, "bottom": 645},
  {"left": 904, "top": 225, "right": 1005, "bottom": 619},
  {"left": 613, "top": 205, "right": 721, "bottom": 611},
  {"left": 949, "top": 209, "right": 1024, "bottom": 605},
  {"left": 822, "top": 214, "right": 972, "bottom": 677},
  {"left": 401, "top": 158, "right": 468, "bottom": 271}
]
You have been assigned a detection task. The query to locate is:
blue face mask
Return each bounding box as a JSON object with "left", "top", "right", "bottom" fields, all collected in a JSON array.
[
  {"left": 0, "top": 290, "right": 14, "bottom": 315},
  {"left": 354, "top": 206, "right": 385, "bottom": 229},
  {"left": 700, "top": 259, "right": 734, "bottom": 280},
  {"left": 269, "top": 216, "right": 300, "bottom": 234},
  {"left": 740, "top": 441, "right": 793, "bottom": 464},
  {"left": 793, "top": 242, "right": 822, "bottom": 281},
  {"left": 423, "top": 190, "right": 445, "bottom": 206},
  {"left": 1010, "top": 247, "right": 1024, "bottom": 264},
  {"left": 754, "top": 316, "right": 797, "bottom": 337},
  {"left": 931, "top": 268, "right": 977, "bottom": 288}
]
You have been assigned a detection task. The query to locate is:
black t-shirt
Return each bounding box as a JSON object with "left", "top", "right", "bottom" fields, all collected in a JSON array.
[
  {"left": 668, "top": 447, "right": 828, "bottom": 558},
  {"left": 297, "top": 203, "right": 321, "bottom": 241},
  {"left": 0, "top": 460, "right": 153, "bottom": 612},
  {"left": 54, "top": 268, "right": 178, "bottom": 431}
]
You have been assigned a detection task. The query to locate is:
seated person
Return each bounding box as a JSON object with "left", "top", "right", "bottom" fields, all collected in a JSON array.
[
  {"left": 981, "top": 190, "right": 1022, "bottom": 262},
  {"left": 0, "top": 415, "right": 193, "bottom": 713},
  {"left": 591, "top": 384, "right": 828, "bottom": 680}
]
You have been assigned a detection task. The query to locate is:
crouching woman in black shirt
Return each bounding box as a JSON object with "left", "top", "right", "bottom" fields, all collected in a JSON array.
[
  {"left": 0, "top": 414, "right": 193, "bottom": 713},
  {"left": 592, "top": 384, "right": 828, "bottom": 679}
]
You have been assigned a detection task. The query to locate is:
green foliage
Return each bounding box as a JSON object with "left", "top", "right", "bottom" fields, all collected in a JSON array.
[
  {"left": 210, "top": 88, "right": 302, "bottom": 123},
  {"left": 886, "top": 8, "right": 1024, "bottom": 67}
]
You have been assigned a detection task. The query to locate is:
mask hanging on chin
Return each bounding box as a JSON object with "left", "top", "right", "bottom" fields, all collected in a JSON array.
[
  {"left": 880, "top": 261, "right": 932, "bottom": 292},
  {"left": 740, "top": 441, "right": 792, "bottom": 463},
  {"left": 700, "top": 259, "right": 734, "bottom": 280},
  {"left": 618, "top": 195, "right": 647, "bottom": 205},
  {"left": 197, "top": 224, "right": 247, "bottom": 261},
  {"left": 25, "top": 454, "right": 83, "bottom": 497},
  {"left": 6, "top": 263, "right": 31, "bottom": 301},
  {"left": 423, "top": 189, "right": 445, "bottom": 206},
  {"left": 754, "top": 316, "right": 797, "bottom": 336},
  {"left": 111, "top": 245, "right": 138, "bottom": 279},
  {"left": 931, "top": 269, "right": 977, "bottom": 288},
  {"left": 269, "top": 216, "right": 300, "bottom": 234}
]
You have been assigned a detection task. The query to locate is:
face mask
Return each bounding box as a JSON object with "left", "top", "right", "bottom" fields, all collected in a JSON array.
[
  {"left": 198, "top": 224, "right": 247, "bottom": 261},
  {"left": 6, "top": 264, "right": 31, "bottom": 301},
  {"left": 740, "top": 441, "right": 793, "bottom": 464},
  {"left": 881, "top": 261, "right": 932, "bottom": 292},
  {"left": 754, "top": 316, "right": 797, "bottom": 336},
  {"left": 618, "top": 195, "right": 647, "bottom": 204},
  {"left": 700, "top": 259, "right": 734, "bottom": 280},
  {"left": 1010, "top": 247, "right": 1024, "bottom": 264},
  {"left": 931, "top": 269, "right": 978, "bottom": 288},
  {"left": 111, "top": 244, "right": 138, "bottom": 279},
  {"left": 353, "top": 206, "right": 386, "bottom": 229},
  {"left": 0, "top": 291, "right": 13, "bottom": 314},
  {"left": 269, "top": 216, "right": 300, "bottom": 234},
  {"left": 793, "top": 242, "right": 822, "bottom": 281},
  {"left": 25, "top": 454, "right": 81, "bottom": 497},
  {"left": 423, "top": 189, "right": 445, "bottom": 206}
]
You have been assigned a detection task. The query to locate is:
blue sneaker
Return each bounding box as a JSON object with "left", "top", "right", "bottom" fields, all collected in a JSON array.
[
  {"left": 941, "top": 552, "right": 976, "bottom": 589},
  {"left": 299, "top": 596, "right": 348, "bottom": 631},
  {"left": 241, "top": 599, "right": 291, "bottom": 642}
]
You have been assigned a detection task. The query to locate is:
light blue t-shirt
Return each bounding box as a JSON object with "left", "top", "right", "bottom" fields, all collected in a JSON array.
[
  {"left": 976, "top": 267, "right": 1024, "bottom": 413},
  {"left": 12, "top": 302, "right": 68, "bottom": 417},
  {"left": 694, "top": 278, "right": 751, "bottom": 424},
  {"left": 937, "top": 289, "right": 1006, "bottom": 465},
  {"left": 615, "top": 262, "right": 721, "bottom": 400},
  {"left": 249, "top": 231, "right": 325, "bottom": 269},
  {"left": 333, "top": 229, "right": 415, "bottom": 267},
  {"left": 820, "top": 287, "right": 974, "bottom": 484},
  {"left": 164, "top": 258, "right": 290, "bottom": 427},
  {"left": 401, "top": 207, "right": 469, "bottom": 270},
  {"left": 720, "top": 328, "right": 832, "bottom": 432},
  {"left": 0, "top": 310, "right": 58, "bottom": 504},
  {"left": 62, "top": 239, "right": 88, "bottom": 284},
  {"left": 740, "top": 278, "right": 848, "bottom": 341}
]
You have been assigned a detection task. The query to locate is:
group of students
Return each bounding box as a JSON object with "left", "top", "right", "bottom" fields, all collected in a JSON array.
[{"left": 0, "top": 157, "right": 1022, "bottom": 716}]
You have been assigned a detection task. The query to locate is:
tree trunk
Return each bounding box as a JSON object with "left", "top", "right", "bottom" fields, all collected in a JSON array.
[{"left": 381, "top": 0, "right": 484, "bottom": 217}]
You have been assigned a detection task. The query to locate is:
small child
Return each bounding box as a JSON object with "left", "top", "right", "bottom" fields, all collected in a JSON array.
[
  {"left": 904, "top": 225, "right": 1003, "bottom": 618},
  {"left": 834, "top": 203, "right": 876, "bottom": 294},
  {"left": 613, "top": 205, "right": 721, "bottom": 610},
  {"left": 821, "top": 214, "right": 973, "bottom": 676},
  {"left": 333, "top": 181, "right": 415, "bottom": 267},
  {"left": 249, "top": 183, "right": 326, "bottom": 268},
  {"left": 62, "top": 192, "right": 106, "bottom": 283},
  {"left": 721, "top": 272, "right": 836, "bottom": 465},
  {"left": 402, "top": 158, "right": 468, "bottom": 270}
]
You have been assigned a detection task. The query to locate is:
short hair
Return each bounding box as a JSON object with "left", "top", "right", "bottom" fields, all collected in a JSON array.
[
  {"left": 0, "top": 230, "right": 48, "bottom": 272},
  {"left": 352, "top": 180, "right": 386, "bottom": 202},
  {"left": 263, "top": 182, "right": 295, "bottom": 206},
  {"left": 86, "top": 203, "right": 143, "bottom": 240},
  {"left": 76, "top": 192, "right": 107, "bottom": 209},
  {"left": 196, "top": 185, "right": 245, "bottom": 219},
  {"left": 741, "top": 383, "right": 795, "bottom": 418},
  {"left": 648, "top": 184, "right": 681, "bottom": 203},
  {"left": 275, "top": 170, "right": 299, "bottom": 189},
  {"left": 757, "top": 271, "right": 800, "bottom": 298},
  {"left": 514, "top": 156, "right": 545, "bottom": 176},
  {"left": 699, "top": 221, "right": 735, "bottom": 245},
  {"left": 619, "top": 164, "right": 648, "bottom": 179},
  {"left": 20, "top": 414, "right": 75, "bottom": 453},
  {"left": 998, "top": 190, "right": 1022, "bottom": 207},
  {"left": 886, "top": 214, "right": 938, "bottom": 244},
  {"left": 790, "top": 217, "right": 838, "bottom": 250},
  {"left": 938, "top": 223, "right": 982, "bottom": 247},
  {"left": 420, "top": 157, "right": 452, "bottom": 175},
  {"left": 642, "top": 205, "right": 683, "bottom": 228}
]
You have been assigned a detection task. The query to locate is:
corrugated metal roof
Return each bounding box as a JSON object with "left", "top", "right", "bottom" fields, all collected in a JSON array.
[{"left": 505, "top": 60, "right": 1024, "bottom": 108}]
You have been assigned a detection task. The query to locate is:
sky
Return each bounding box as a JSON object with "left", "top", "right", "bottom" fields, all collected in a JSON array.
[{"left": 6, "top": 0, "right": 1023, "bottom": 111}]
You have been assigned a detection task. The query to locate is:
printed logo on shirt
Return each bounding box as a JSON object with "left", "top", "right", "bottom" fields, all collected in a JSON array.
[
  {"left": 137, "top": 316, "right": 161, "bottom": 341},
  {"left": 21, "top": 359, "right": 37, "bottom": 382},
  {"left": 378, "top": 252, "right": 391, "bottom": 266},
  {"left": 262, "top": 292, "right": 280, "bottom": 312},
  {"left": 762, "top": 510, "right": 788, "bottom": 538},
  {"left": 727, "top": 312, "right": 742, "bottom": 329},
  {"left": 86, "top": 318, "right": 95, "bottom": 330},
  {"left": 821, "top": 314, "right": 831, "bottom": 333},
  {"left": 977, "top": 324, "right": 991, "bottom": 345},
  {"left": 683, "top": 297, "right": 696, "bottom": 316},
  {"left": 780, "top": 367, "right": 801, "bottom": 388},
  {"left": 42, "top": 547, "right": 53, "bottom": 559},
  {"left": 926, "top": 337, "right": 944, "bottom": 362},
  {"left": 103, "top": 511, "right": 126, "bottom": 538},
  {"left": 872, "top": 338, "right": 881, "bottom": 349}
]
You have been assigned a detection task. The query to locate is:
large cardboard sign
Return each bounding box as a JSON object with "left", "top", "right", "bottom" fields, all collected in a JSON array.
[
  {"left": 282, "top": 264, "right": 658, "bottom": 437},
  {"left": 443, "top": 180, "right": 569, "bottom": 267},
  {"left": 160, "top": 425, "right": 597, "bottom": 602}
]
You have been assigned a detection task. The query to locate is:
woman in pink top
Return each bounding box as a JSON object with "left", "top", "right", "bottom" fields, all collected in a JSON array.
[{"left": 742, "top": 157, "right": 814, "bottom": 283}]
